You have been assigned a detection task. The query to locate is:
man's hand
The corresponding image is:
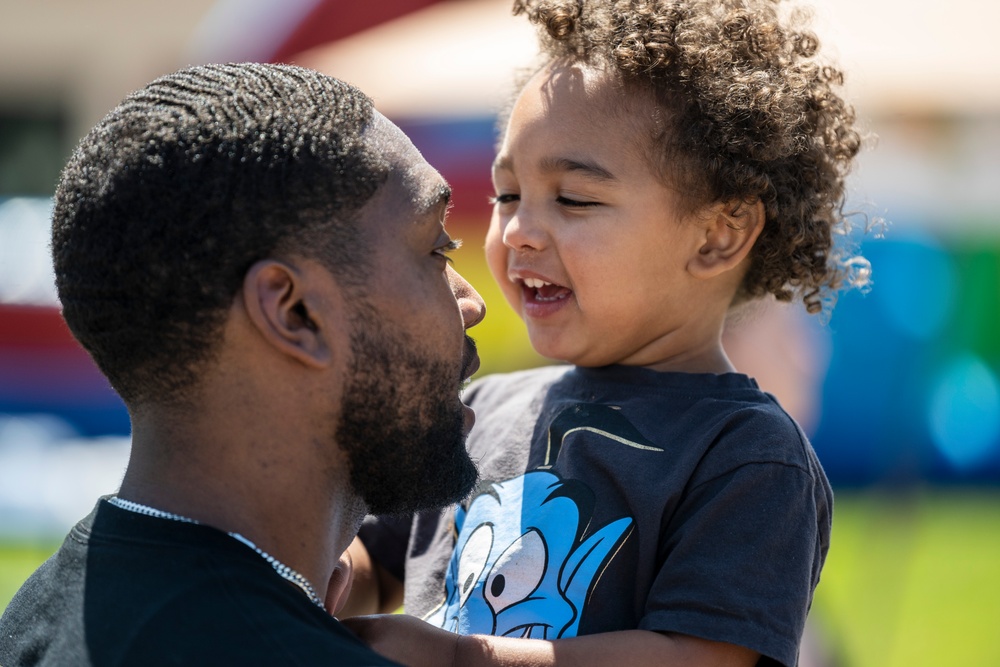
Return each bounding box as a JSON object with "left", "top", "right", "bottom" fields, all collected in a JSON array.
[{"left": 343, "top": 614, "right": 459, "bottom": 667}]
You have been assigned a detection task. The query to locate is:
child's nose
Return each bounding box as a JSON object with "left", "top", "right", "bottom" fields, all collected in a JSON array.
[{"left": 502, "top": 208, "right": 547, "bottom": 252}]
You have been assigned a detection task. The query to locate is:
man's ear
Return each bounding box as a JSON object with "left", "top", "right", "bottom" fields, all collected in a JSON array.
[
  {"left": 241, "top": 259, "right": 334, "bottom": 369},
  {"left": 687, "top": 199, "right": 765, "bottom": 279}
]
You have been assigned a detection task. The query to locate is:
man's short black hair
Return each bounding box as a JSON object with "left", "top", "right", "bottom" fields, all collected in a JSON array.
[{"left": 52, "top": 63, "right": 389, "bottom": 406}]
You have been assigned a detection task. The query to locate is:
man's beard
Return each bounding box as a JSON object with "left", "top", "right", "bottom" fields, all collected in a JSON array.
[{"left": 336, "top": 303, "right": 478, "bottom": 515}]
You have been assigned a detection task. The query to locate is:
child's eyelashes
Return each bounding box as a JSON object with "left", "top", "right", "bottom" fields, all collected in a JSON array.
[
  {"left": 556, "top": 196, "right": 600, "bottom": 208},
  {"left": 489, "top": 194, "right": 601, "bottom": 208}
]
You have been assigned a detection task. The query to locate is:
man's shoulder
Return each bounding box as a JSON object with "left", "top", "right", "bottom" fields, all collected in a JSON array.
[{"left": 0, "top": 535, "right": 398, "bottom": 667}]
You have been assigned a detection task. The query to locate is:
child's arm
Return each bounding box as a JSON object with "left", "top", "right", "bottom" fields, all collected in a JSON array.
[
  {"left": 344, "top": 613, "right": 759, "bottom": 667},
  {"left": 331, "top": 537, "right": 404, "bottom": 617}
]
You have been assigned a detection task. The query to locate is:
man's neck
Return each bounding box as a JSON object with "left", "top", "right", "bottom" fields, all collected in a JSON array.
[{"left": 119, "top": 409, "right": 364, "bottom": 607}]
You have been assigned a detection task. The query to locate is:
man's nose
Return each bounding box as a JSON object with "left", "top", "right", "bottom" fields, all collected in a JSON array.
[{"left": 448, "top": 266, "right": 486, "bottom": 329}]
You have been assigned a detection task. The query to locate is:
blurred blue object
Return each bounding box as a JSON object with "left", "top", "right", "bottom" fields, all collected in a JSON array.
[
  {"left": 813, "top": 230, "right": 1000, "bottom": 485},
  {"left": 929, "top": 354, "right": 1000, "bottom": 472}
]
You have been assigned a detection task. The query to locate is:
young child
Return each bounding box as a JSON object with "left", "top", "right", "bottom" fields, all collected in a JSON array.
[{"left": 343, "top": 0, "right": 868, "bottom": 665}]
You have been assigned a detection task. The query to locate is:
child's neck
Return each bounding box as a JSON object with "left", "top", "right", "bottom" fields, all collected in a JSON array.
[
  {"left": 602, "top": 342, "right": 737, "bottom": 375},
  {"left": 644, "top": 351, "right": 736, "bottom": 375}
]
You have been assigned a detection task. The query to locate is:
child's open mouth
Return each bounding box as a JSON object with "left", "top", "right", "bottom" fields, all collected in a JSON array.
[{"left": 521, "top": 277, "right": 572, "bottom": 312}]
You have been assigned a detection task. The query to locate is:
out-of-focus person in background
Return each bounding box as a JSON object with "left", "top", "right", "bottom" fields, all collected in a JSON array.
[
  {"left": 0, "top": 61, "right": 488, "bottom": 666},
  {"left": 342, "top": 0, "right": 870, "bottom": 666}
]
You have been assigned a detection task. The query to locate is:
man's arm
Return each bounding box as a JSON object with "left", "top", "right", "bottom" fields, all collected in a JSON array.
[
  {"left": 343, "top": 614, "right": 759, "bottom": 667},
  {"left": 330, "top": 537, "right": 404, "bottom": 617}
]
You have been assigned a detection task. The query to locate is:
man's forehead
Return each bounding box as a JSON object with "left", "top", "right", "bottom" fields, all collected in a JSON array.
[
  {"left": 365, "top": 112, "right": 451, "bottom": 216},
  {"left": 383, "top": 156, "right": 451, "bottom": 220}
]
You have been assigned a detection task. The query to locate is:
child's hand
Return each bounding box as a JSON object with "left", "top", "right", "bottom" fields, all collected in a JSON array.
[
  {"left": 343, "top": 614, "right": 459, "bottom": 667},
  {"left": 325, "top": 548, "right": 354, "bottom": 616}
]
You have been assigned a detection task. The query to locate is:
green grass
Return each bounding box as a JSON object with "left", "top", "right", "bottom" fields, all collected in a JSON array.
[
  {"left": 1, "top": 541, "right": 59, "bottom": 609},
  {"left": 812, "top": 488, "right": 1000, "bottom": 666},
  {"left": 3, "top": 490, "right": 999, "bottom": 666}
]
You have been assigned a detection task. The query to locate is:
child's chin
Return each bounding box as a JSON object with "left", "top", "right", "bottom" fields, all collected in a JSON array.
[{"left": 527, "top": 336, "right": 582, "bottom": 367}]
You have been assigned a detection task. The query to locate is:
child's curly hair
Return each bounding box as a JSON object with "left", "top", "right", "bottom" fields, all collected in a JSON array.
[{"left": 512, "top": 0, "right": 870, "bottom": 313}]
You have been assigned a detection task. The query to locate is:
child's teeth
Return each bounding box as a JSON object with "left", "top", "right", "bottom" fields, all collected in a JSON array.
[{"left": 524, "top": 278, "right": 550, "bottom": 289}]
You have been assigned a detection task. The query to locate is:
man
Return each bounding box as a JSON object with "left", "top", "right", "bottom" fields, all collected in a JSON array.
[{"left": 0, "top": 62, "right": 485, "bottom": 665}]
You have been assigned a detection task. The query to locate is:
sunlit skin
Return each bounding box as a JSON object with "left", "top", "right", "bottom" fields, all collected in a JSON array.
[
  {"left": 486, "top": 63, "right": 757, "bottom": 374},
  {"left": 359, "top": 113, "right": 485, "bottom": 434}
]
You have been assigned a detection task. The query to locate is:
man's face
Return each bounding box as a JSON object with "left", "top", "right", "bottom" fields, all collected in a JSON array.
[{"left": 336, "top": 114, "right": 485, "bottom": 515}]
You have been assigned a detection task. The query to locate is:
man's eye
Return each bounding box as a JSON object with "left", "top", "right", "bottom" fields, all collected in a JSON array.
[
  {"left": 489, "top": 194, "right": 520, "bottom": 205},
  {"left": 435, "top": 238, "right": 462, "bottom": 263}
]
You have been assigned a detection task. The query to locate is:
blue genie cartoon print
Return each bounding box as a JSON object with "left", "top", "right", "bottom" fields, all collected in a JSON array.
[
  {"left": 424, "top": 471, "right": 632, "bottom": 638},
  {"left": 424, "top": 403, "right": 659, "bottom": 638}
]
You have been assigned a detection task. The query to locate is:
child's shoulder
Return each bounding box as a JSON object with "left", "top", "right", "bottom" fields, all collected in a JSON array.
[{"left": 463, "top": 364, "right": 572, "bottom": 405}]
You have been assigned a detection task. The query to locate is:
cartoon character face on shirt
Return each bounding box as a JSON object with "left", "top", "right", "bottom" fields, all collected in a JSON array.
[{"left": 424, "top": 470, "right": 632, "bottom": 638}]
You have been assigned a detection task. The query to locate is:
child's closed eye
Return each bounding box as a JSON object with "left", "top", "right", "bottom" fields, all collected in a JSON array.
[{"left": 556, "top": 195, "right": 601, "bottom": 208}]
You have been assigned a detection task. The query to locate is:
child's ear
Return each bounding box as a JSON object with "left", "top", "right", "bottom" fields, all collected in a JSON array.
[
  {"left": 240, "top": 259, "right": 335, "bottom": 368},
  {"left": 688, "top": 199, "right": 765, "bottom": 279}
]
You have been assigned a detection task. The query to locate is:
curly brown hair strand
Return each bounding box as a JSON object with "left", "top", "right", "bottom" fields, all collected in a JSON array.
[{"left": 513, "top": 0, "right": 869, "bottom": 313}]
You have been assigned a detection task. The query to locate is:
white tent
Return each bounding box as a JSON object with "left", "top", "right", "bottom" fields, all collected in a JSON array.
[{"left": 267, "top": 0, "right": 1000, "bottom": 118}]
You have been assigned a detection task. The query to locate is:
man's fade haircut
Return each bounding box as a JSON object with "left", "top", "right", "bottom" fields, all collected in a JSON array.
[
  {"left": 52, "top": 63, "right": 389, "bottom": 406},
  {"left": 512, "top": 0, "right": 871, "bottom": 313}
]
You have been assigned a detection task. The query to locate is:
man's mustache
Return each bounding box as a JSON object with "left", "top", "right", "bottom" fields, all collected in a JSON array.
[{"left": 460, "top": 336, "right": 480, "bottom": 382}]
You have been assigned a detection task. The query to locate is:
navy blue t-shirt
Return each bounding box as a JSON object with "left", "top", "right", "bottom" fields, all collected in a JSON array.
[{"left": 360, "top": 365, "right": 832, "bottom": 667}]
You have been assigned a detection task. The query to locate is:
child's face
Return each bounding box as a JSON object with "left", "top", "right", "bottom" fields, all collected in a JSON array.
[{"left": 487, "top": 63, "right": 725, "bottom": 369}]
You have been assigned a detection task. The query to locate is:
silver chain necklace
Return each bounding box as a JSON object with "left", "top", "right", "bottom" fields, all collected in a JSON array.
[{"left": 108, "top": 496, "right": 326, "bottom": 610}]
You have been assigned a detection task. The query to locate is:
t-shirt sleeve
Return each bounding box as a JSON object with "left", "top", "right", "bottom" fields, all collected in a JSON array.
[
  {"left": 640, "top": 460, "right": 830, "bottom": 667},
  {"left": 357, "top": 514, "right": 413, "bottom": 583}
]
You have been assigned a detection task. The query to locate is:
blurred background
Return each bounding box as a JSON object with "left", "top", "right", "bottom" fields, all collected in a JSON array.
[{"left": 1, "top": 0, "right": 998, "bottom": 664}]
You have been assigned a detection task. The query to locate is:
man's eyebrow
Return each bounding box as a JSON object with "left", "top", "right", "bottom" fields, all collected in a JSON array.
[
  {"left": 417, "top": 182, "right": 452, "bottom": 216},
  {"left": 492, "top": 154, "right": 618, "bottom": 183}
]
